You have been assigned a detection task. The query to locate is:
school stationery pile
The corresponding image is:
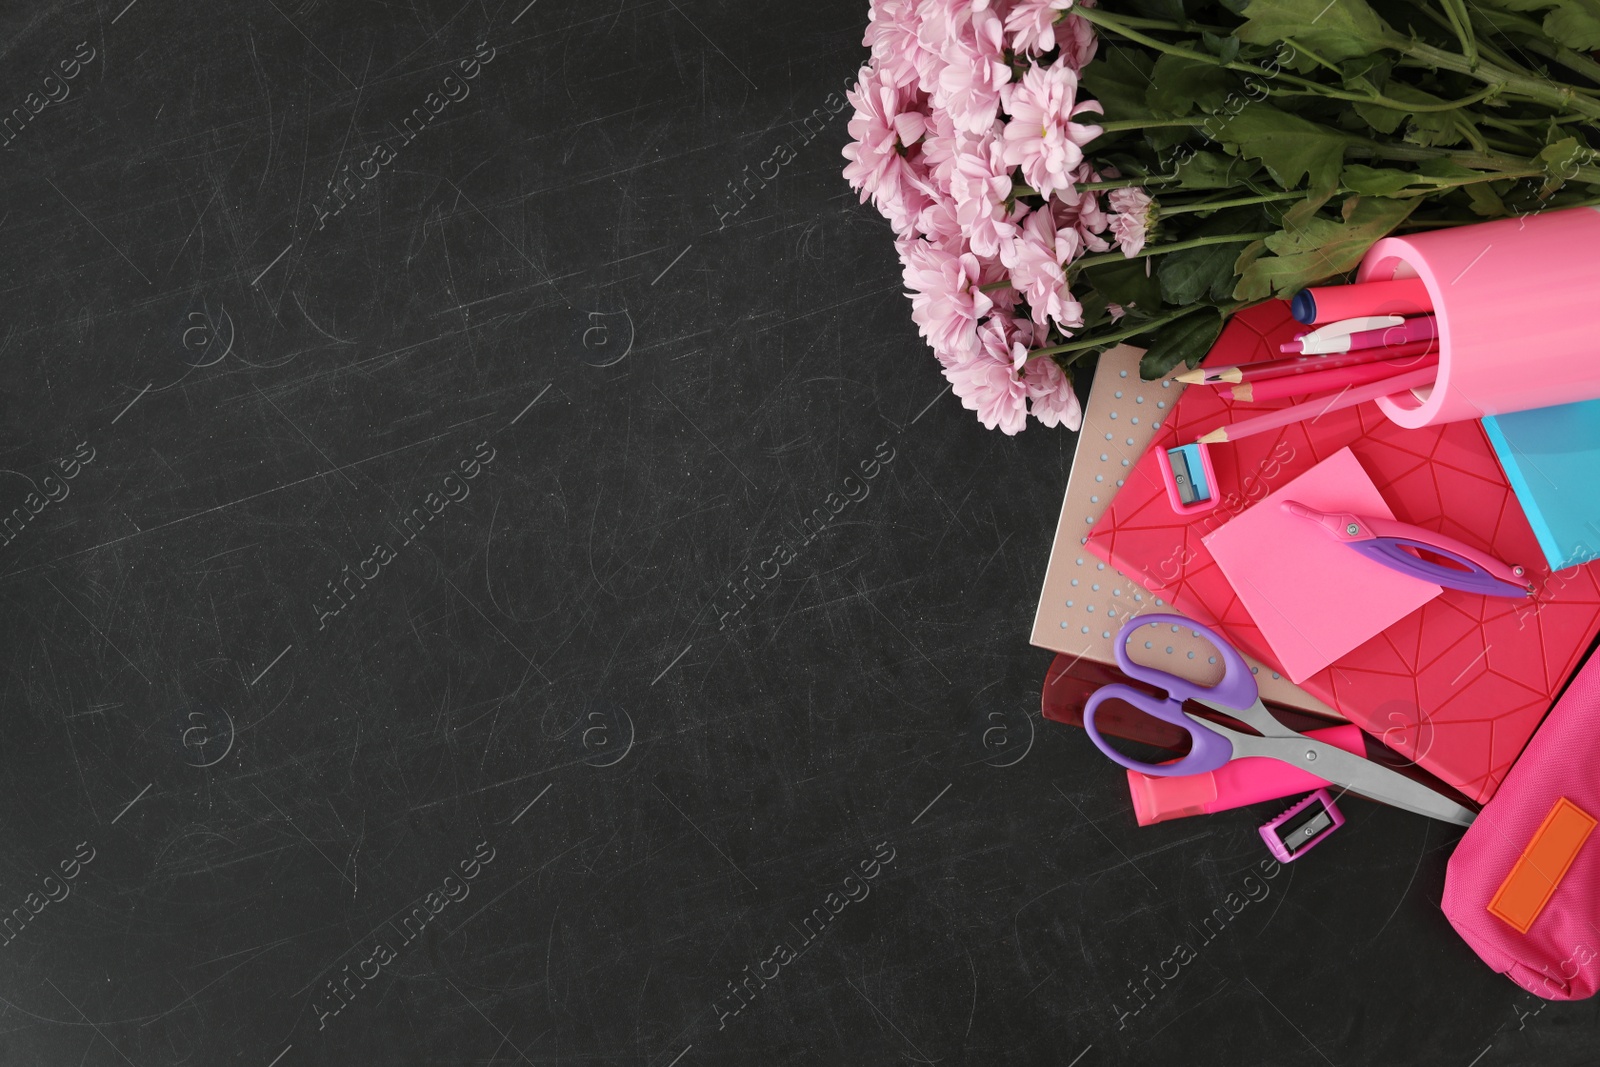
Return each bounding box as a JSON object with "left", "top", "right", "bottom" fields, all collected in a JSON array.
[{"left": 1068, "top": 298, "right": 1600, "bottom": 806}]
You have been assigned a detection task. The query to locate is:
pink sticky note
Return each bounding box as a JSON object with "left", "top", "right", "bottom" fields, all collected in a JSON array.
[{"left": 1202, "top": 446, "right": 1442, "bottom": 683}]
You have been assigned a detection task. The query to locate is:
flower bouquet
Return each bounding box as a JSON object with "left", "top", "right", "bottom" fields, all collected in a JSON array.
[{"left": 843, "top": 0, "right": 1600, "bottom": 433}]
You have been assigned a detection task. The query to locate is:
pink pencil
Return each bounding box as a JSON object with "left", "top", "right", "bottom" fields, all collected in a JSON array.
[
  {"left": 1232, "top": 351, "right": 1439, "bottom": 402},
  {"left": 1197, "top": 367, "right": 1438, "bottom": 444}
]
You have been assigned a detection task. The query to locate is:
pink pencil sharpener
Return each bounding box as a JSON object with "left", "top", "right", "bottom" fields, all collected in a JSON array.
[{"left": 1259, "top": 788, "right": 1344, "bottom": 863}]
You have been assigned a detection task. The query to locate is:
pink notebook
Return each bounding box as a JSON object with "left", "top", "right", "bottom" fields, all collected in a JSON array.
[{"left": 1203, "top": 448, "right": 1442, "bottom": 683}]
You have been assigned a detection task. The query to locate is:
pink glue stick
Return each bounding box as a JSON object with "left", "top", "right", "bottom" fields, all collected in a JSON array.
[{"left": 1127, "top": 724, "right": 1366, "bottom": 826}]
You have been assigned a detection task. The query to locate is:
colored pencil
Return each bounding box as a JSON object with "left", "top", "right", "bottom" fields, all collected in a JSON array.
[
  {"left": 1196, "top": 366, "right": 1438, "bottom": 445},
  {"left": 1232, "top": 351, "right": 1440, "bottom": 402},
  {"left": 1177, "top": 336, "right": 1439, "bottom": 386}
]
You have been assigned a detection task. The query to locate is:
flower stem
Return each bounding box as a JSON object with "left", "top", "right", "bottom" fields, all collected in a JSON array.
[
  {"left": 1351, "top": 140, "right": 1600, "bottom": 184},
  {"left": 1383, "top": 33, "right": 1600, "bottom": 119},
  {"left": 1158, "top": 190, "right": 1309, "bottom": 214},
  {"left": 1072, "top": 231, "right": 1274, "bottom": 272},
  {"left": 1264, "top": 83, "right": 1502, "bottom": 112},
  {"left": 1465, "top": 6, "right": 1600, "bottom": 87},
  {"left": 1076, "top": 8, "right": 1508, "bottom": 115},
  {"left": 1054, "top": 9, "right": 1228, "bottom": 35},
  {"left": 1437, "top": 0, "right": 1479, "bottom": 70},
  {"left": 1513, "top": 33, "right": 1600, "bottom": 88},
  {"left": 1024, "top": 308, "right": 1203, "bottom": 361},
  {"left": 979, "top": 280, "right": 1012, "bottom": 293},
  {"left": 1096, "top": 117, "right": 1207, "bottom": 133},
  {"left": 1073, "top": 175, "right": 1182, "bottom": 192}
]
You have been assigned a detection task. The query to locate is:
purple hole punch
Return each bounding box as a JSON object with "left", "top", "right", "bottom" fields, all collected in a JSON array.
[{"left": 1260, "top": 788, "right": 1344, "bottom": 863}]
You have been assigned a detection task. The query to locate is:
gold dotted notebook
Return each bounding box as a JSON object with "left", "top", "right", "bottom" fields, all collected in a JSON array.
[{"left": 1030, "top": 344, "right": 1341, "bottom": 720}]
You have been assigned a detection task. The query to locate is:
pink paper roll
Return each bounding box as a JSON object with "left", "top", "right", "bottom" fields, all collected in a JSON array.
[{"left": 1358, "top": 206, "right": 1600, "bottom": 428}]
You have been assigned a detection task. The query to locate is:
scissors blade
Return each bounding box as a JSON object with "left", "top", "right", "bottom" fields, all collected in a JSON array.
[
  {"left": 1189, "top": 696, "right": 1299, "bottom": 739},
  {"left": 1214, "top": 723, "right": 1477, "bottom": 827}
]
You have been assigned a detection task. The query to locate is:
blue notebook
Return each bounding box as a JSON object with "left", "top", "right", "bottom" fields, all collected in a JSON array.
[{"left": 1483, "top": 399, "right": 1600, "bottom": 571}]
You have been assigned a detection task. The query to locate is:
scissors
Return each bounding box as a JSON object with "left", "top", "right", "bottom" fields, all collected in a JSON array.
[{"left": 1084, "top": 614, "right": 1477, "bottom": 827}]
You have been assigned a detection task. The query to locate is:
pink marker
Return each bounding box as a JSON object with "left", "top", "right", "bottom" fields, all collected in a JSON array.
[
  {"left": 1280, "top": 314, "right": 1437, "bottom": 355},
  {"left": 1126, "top": 724, "right": 1366, "bottom": 825}
]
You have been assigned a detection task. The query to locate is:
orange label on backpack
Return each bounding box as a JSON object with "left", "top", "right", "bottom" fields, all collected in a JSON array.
[{"left": 1488, "top": 797, "right": 1596, "bottom": 934}]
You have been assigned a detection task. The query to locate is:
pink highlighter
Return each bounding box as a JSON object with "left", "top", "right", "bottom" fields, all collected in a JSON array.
[{"left": 1126, "top": 723, "right": 1366, "bottom": 825}]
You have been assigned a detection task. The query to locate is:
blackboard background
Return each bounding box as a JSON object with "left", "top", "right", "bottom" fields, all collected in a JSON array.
[{"left": 1, "top": 1, "right": 1597, "bottom": 1064}]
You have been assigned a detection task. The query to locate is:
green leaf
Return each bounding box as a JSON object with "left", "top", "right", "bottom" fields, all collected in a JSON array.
[
  {"left": 1236, "top": 0, "right": 1394, "bottom": 61},
  {"left": 1166, "top": 149, "right": 1262, "bottom": 190},
  {"left": 1476, "top": 0, "right": 1551, "bottom": 13},
  {"left": 1157, "top": 239, "right": 1241, "bottom": 306},
  {"left": 1145, "top": 53, "right": 1238, "bottom": 117},
  {"left": 1539, "top": 136, "right": 1585, "bottom": 179},
  {"left": 1211, "top": 106, "right": 1350, "bottom": 196},
  {"left": 1201, "top": 30, "right": 1242, "bottom": 64},
  {"left": 1077, "top": 288, "right": 1112, "bottom": 330},
  {"left": 1350, "top": 82, "right": 1467, "bottom": 146},
  {"left": 1404, "top": 113, "right": 1466, "bottom": 148},
  {"left": 1080, "top": 45, "right": 1157, "bottom": 122},
  {"left": 1543, "top": 0, "right": 1600, "bottom": 49},
  {"left": 1339, "top": 54, "right": 1393, "bottom": 94},
  {"left": 1136, "top": 309, "right": 1230, "bottom": 378},
  {"left": 1464, "top": 181, "right": 1509, "bottom": 216},
  {"left": 1416, "top": 156, "right": 1486, "bottom": 181},
  {"left": 1124, "top": 0, "right": 1188, "bottom": 20},
  {"left": 1232, "top": 194, "right": 1418, "bottom": 300},
  {"left": 1147, "top": 125, "right": 1198, "bottom": 153},
  {"left": 1231, "top": 237, "right": 1274, "bottom": 301},
  {"left": 1282, "top": 184, "right": 1338, "bottom": 228},
  {"left": 1351, "top": 99, "right": 1408, "bottom": 135},
  {"left": 1083, "top": 256, "right": 1163, "bottom": 311},
  {"left": 1341, "top": 163, "right": 1421, "bottom": 197}
]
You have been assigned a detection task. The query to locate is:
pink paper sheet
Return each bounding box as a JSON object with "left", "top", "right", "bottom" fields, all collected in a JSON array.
[{"left": 1202, "top": 447, "right": 1442, "bottom": 683}]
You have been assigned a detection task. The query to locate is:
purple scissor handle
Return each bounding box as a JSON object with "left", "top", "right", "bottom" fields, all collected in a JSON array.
[{"left": 1081, "top": 613, "right": 1259, "bottom": 778}]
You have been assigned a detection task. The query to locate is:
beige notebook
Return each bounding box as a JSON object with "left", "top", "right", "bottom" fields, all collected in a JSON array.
[{"left": 1030, "top": 344, "right": 1341, "bottom": 719}]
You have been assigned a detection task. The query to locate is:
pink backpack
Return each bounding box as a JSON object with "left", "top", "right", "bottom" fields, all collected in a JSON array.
[{"left": 1443, "top": 646, "right": 1600, "bottom": 999}]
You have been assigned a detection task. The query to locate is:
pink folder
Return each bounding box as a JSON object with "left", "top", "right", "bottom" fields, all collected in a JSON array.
[{"left": 1202, "top": 448, "right": 1442, "bottom": 683}]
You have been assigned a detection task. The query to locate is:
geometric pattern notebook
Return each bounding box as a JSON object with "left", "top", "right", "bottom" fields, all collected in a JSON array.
[
  {"left": 1085, "top": 301, "right": 1600, "bottom": 804},
  {"left": 1031, "top": 343, "right": 1341, "bottom": 719}
]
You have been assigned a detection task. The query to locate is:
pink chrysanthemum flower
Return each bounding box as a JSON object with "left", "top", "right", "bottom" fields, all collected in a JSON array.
[
  {"left": 864, "top": 0, "right": 927, "bottom": 90},
  {"left": 950, "top": 132, "right": 1021, "bottom": 258},
  {"left": 843, "top": 65, "right": 929, "bottom": 205},
  {"left": 914, "top": 107, "right": 963, "bottom": 199},
  {"left": 1001, "top": 207, "right": 1084, "bottom": 333},
  {"left": 1057, "top": 7, "right": 1099, "bottom": 70},
  {"left": 946, "top": 315, "right": 1030, "bottom": 434},
  {"left": 912, "top": 1, "right": 959, "bottom": 94},
  {"left": 999, "top": 61, "right": 1103, "bottom": 200},
  {"left": 977, "top": 251, "right": 1020, "bottom": 318},
  {"left": 914, "top": 192, "right": 963, "bottom": 248},
  {"left": 935, "top": 7, "right": 1012, "bottom": 134},
  {"left": 1024, "top": 355, "right": 1083, "bottom": 430},
  {"left": 1107, "top": 187, "right": 1156, "bottom": 257},
  {"left": 898, "top": 238, "right": 994, "bottom": 364},
  {"left": 1004, "top": 0, "right": 1075, "bottom": 55},
  {"left": 1052, "top": 163, "right": 1112, "bottom": 254}
]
